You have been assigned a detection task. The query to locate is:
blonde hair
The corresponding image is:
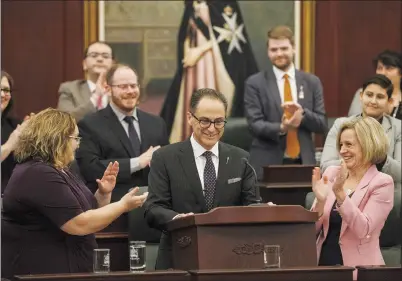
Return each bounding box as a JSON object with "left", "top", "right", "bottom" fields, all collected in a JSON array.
[
  {"left": 14, "top": 108, "right": 77, "bottom": 169},
  {"left": 336, "top": 117, "right": 389, "bottom": 165},
  {"left": 267, "top": 25, "right": 294, "bottom": 45}
]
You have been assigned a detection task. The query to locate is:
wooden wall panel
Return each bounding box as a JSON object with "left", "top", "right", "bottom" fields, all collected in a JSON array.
[
  {"left": 315, "top": 0, "right": 402, "bottom": 117},
  {"left": 1, "top": 0, "right": 84, "bottom": 119},
  {"left": 2, "top": 1, "right": 401, "bottom": 120}
]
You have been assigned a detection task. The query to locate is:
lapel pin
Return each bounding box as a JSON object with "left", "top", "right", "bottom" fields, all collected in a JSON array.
[{"left": 298, "top": 85, "right": 304, "bottom": 99}]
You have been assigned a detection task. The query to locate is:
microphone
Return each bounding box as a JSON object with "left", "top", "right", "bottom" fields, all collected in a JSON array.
[{"left": 241, "top": 157, "right": 263, "bottom": 205}]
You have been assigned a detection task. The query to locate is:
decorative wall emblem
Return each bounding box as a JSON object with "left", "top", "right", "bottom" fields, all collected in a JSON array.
[{"left": 213, "top": 6, "right": 247, "bottom": 54}]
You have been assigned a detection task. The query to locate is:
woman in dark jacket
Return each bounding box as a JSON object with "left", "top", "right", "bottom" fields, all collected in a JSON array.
[{"left": 1, "top": 71, "right": 23, "bottom": 194}]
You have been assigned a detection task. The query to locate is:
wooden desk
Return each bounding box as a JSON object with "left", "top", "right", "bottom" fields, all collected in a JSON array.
[
  {"left": 14, "top": 270, "right": 189, "bottom": 281},
  {"left": 357, "top": 265, "right": 402, "bottom": 281},
  {"left": 259, "top": 165, "right": 314, "bottom": 207},
  {"left": 93, "top": 213, "right": 130, "bottom": 271},
  {"left": 259, "top": 182, "right": 311, "bottom": 206},
  {"left": 189, "top": 267, "right": 354, "bottom": 281},
  {"left": 95, "top": 232, "right": 129, "bottom": 271}
]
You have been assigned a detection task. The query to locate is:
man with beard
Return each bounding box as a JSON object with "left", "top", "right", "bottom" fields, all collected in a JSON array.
[
  {"left": 75, "top": 64, "right": 169, "bottom": 240},
  {"left": 76, "top": 63, "right": 169, "bottom": 201},
  {"left": 244, "top": 25, "right": 327, "bottom": 179},
  {"left": 57, "top": 41, "right": 114, "bottom": 121}
]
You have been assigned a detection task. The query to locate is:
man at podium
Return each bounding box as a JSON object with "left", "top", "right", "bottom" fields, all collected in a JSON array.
[{"left": 144, "top": 88, "right": 260, "bottom": 269}]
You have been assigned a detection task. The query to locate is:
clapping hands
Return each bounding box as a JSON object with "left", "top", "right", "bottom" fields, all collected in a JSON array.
[
  {"left": 139, "top": 146, "right": 161, "bottom": 168},
  {"left": 312, "top": 167, "right": 329, "bottom": 203},
  {"left": 96, "top": 161, "right": 119, "bottom": 195},
  {"left": 281, "top": 102, "right": 304, "bottom": 130},
  {"left": 120, "top": 187, "right": 149, "bottom": 212},
  {"left": 332, "top": 160, "right": 349, "bottom": 203}
]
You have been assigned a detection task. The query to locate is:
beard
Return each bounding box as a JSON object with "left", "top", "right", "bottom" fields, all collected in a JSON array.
[
  {"left": 110, "top": 93, "right": 139, "bottom": 113},
  {"left": 272, "top": 56, "right": 293, "bottom": 71}
]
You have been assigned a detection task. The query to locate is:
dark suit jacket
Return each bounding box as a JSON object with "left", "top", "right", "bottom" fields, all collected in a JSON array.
[
  {"left": 144, "top": 139, "right": 259, "bottom": 269},
  {"left": 244, "top": 68, "right": 327, "bottom": 178},
  {"left": 57, "top": 80, "right": 96, "bottom": 122},
  {"left": 76, "top": 105, "right": 169, "bottom": 202}
]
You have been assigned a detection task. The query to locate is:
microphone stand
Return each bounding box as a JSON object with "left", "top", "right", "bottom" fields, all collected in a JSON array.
[{"left": 242, "top": 158, "right": 263, "bottom": 205}]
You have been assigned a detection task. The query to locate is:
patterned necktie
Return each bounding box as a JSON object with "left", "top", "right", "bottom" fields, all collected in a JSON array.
[
  {"left": 283, "top": 74, "right": 300, "bottom": 158},
  {"left": 203, "top": 151, "right": 216, "bottom": 211},
  {"left": 123, "top": 116, "right": 141, "bottom": 156}
]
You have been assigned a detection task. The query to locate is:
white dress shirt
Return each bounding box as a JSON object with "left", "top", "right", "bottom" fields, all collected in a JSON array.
[
  {"left": 272, "top": 64, "right": 298, "bottom": 103},
  {"left": 190, "top": 134, "right": 219, "bottom": 192},
  {"left": 87, "top": 80, "right": 108, "bottom": 109}
]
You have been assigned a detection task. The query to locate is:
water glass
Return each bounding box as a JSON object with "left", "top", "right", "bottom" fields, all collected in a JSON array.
[
  {"left": 93, "top": 248, "right": 110, "bottom": 273},
  {"left": 264, "top": 245, "right": 281, "bottom": 268},
  {"left": 129, "top": 241, "right": 146, "bottom": 272}
]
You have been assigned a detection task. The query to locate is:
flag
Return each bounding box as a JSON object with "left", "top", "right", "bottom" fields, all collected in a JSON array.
[{"left": 161, "top": 0, "right": 259, "bottom": 143}]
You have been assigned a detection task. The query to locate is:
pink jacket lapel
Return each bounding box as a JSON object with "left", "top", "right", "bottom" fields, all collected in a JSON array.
[{"left": 339, "top": 165, "right": 378, "bottom": 238}]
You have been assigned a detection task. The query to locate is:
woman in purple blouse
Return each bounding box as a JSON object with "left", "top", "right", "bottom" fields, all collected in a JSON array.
[{"left": 1, "top": 108, "right": 148, "bottom": 279}]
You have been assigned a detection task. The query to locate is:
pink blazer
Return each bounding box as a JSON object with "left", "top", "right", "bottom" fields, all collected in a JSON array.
[{"left": 312, "top": 165, "right": 394, "bottom": 276}]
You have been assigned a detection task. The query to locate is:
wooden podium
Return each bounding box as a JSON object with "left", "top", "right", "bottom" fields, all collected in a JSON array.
[
  {"left": 167, "top": 205, "right": 318, "bottom": 270},
  {"left": 259, "top": 165, "right": 315, "bottom": 206}
]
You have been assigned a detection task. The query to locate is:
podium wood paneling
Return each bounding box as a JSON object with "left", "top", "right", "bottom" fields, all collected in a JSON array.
[{"left": 168, "top": 206, "right": 318, "bottom": 270}]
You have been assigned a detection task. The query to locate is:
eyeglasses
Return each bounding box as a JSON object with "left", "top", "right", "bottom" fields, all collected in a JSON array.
[
  {"left": 86, "top": 52, "right": 112, "bottom": 59},
  {"left": 69, "top": 136, "right": 82, "bottom": 143},
  {"left": 111, "top": 83, "right": 140, "bottom": 91},
  {"left": 190, "top": 112, "right": 227, "bottom": 129},
  {"left": 1, "top": 87, "right": 11, "bottom": 95}
]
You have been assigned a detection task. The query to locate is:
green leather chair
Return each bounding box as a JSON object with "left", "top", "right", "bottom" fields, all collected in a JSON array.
[
  {"left": 221, "top": 117, "right": 253, "bottom": 152},
  {"left": 305, "top": 185, "right": 401, "bottom": 265},
  {"left": 128, "top": 186, "right": 160, "bottom": 270}
]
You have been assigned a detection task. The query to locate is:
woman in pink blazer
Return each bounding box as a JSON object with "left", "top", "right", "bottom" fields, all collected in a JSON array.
[{"left": 311, "top": 116, "right": 394, "bottom": 279}]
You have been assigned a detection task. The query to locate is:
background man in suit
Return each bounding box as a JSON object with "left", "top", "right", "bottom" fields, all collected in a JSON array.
[
  {"left": 321, "top": 74, "right": 401, "bottom": 183},
  {"left": 244, "top": 25, "right": 327, "bottom": 179},
  {"left": 144, "top": 88, "right": 259, "bottom": 269},
  {"left": 76, "top": 63, "right": 169, "bottom": 202},
  {"left": 57, "top": 41, "right": 114, "bottom": 121}
]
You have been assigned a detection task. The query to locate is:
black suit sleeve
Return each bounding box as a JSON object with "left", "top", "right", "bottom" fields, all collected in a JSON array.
[
  {"left": 144, "top": 149, "right": 178, "bottom": 231},
  {"left": 76, "top": 119, "right": 132, "bottom": 192},
  {"left": 159, "top": 118, "right": 170, "bottom": 146},
  {"left": 240, "top": 152, "right": 260, "bottom": 205}
]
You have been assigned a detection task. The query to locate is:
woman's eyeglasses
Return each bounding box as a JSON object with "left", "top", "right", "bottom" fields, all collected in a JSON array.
[{"left": 69, "top": 136, "right": 82, "bottom": 143}]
